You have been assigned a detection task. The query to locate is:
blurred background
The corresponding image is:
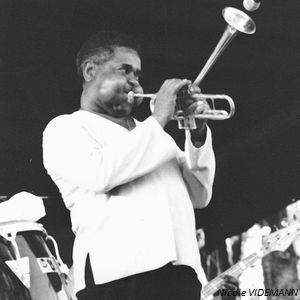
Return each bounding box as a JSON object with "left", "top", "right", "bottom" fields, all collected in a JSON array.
[{"left": 0, "top": 0, "right": 299, "bottom": 265}]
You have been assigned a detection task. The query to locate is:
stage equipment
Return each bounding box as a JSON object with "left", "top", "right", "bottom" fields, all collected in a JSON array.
[
  {"left": 128, "top": 7, "right": 256, "bottom": 130},
  {"left": 0, "top": 221, "right": 73, "bottom": 300},
  {"left": 201, "top": 221, "right": 300, "bottom": 299}
]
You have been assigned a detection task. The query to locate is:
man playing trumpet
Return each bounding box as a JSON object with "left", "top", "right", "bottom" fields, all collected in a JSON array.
[{"left": 43, "top": 30, "right": 215, "bottom": 300}]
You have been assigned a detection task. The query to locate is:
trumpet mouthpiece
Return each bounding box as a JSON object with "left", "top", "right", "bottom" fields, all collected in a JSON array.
[{"left": 127, "top": 91, "right": 135, "bottom": 104}]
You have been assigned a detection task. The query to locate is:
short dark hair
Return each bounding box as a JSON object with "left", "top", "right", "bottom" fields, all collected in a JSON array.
[{"left": 76, "top": 30, "right": 141, "bottom": 83}]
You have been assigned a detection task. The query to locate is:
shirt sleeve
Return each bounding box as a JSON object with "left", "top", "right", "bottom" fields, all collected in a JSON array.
[
  {"left": 178, "top": 126, "right": 216, "bottom": 208},
  {"left": 43, "top": 115, "right": 178, "bottom": 193}
]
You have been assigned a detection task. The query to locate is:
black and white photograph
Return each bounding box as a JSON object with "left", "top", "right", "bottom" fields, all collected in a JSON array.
[{"left": 0, "top": 0, "right": 299, "bottom": 299}]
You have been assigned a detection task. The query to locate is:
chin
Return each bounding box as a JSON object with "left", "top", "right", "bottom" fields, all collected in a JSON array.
[
  {"left": 113, "top": 108, "right": 132, "bottom": 117},
  {"left": 110, "top": 101, "right": 133, "bottom": 117}
]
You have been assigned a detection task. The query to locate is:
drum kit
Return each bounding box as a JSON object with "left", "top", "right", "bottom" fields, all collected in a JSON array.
[{"left": 0, "top": 195, "right": 74, "bottom": 300}]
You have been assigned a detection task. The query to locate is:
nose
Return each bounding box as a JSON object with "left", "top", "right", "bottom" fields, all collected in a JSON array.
[{"left": 127, "top": 73, "right": 140, "bottom": 89}]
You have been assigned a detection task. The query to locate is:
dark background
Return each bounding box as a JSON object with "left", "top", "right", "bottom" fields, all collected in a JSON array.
[{"left": 0, "top": 0, "right": 299, "bottom": 259}]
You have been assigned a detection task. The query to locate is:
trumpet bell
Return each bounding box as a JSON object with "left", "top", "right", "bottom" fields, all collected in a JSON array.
[
  {"left": 222, "top": 7, "right": 256, "bottom": 34},
  {"left": 193, "top": 7, "right": 256, "bottom": 86}
]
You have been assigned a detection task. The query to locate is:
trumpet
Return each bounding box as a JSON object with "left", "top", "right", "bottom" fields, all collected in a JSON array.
[
  {"left": 128, "top": 91, "right": 235, "bottom": 130},
  {"left": 128, "top": 7, "right": 256, "bottom": 130}
]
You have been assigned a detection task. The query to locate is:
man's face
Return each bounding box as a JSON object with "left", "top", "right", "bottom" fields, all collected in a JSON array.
[{"left": 88, "top": 46, "right": 143, "bottom": 117}]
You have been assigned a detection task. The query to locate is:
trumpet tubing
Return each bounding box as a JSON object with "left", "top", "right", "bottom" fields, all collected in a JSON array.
[{"left": 128, "top": 92, "right": 235, "bottom": 123}]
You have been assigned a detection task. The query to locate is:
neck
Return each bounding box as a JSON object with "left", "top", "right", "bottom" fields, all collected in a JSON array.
[{"left": 80, "top": 106, "right": 136, "bottom": 131}]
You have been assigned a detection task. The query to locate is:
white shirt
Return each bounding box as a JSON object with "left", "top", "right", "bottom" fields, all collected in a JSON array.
[{"left": 42, "top": 110, "right": 215, "bottom": 293}]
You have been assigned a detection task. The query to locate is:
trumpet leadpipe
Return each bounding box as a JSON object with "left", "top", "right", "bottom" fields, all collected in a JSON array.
[{"left": 127, "top": 91, "right": 156, "bottom": 103}]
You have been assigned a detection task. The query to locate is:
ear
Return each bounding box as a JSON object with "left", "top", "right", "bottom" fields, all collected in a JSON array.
[{"left": 82, "top": 61, "right": 97, "bottom": 82}]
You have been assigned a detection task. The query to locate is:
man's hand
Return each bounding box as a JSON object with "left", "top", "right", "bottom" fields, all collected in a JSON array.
[
  {"left": 152, "top": 79, "right": 191, "bottom": 128},
  {"left": 221, "top": 275, "right": 239, "bottom": 291},
  {"left": 184, "top": 84, "right": 209, "bottom": 144},
  {"left": 217, "top": 275, "right": 239, "bottom": 300}
]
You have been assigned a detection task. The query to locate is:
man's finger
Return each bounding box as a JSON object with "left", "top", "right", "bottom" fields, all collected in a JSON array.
[{"left": 189, "top": 84, "right": 201, "bottom": 94}]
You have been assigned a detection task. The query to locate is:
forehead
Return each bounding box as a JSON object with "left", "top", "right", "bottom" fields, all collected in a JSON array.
[{"left": 109, "top": 46, "right": 141, "bottom": 69}]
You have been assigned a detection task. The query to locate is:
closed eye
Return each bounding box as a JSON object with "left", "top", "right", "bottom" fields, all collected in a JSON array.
[
  {"left": 118, "top": 64, "right": 143, "bottom": 80},
  {"left": 118, "top": 64, "right": 132, "bottom": 74}
]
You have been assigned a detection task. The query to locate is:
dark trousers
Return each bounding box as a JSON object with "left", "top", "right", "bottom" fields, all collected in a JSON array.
[{"left": 76, "top": 257, "right": 201, "bottom": 300}]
